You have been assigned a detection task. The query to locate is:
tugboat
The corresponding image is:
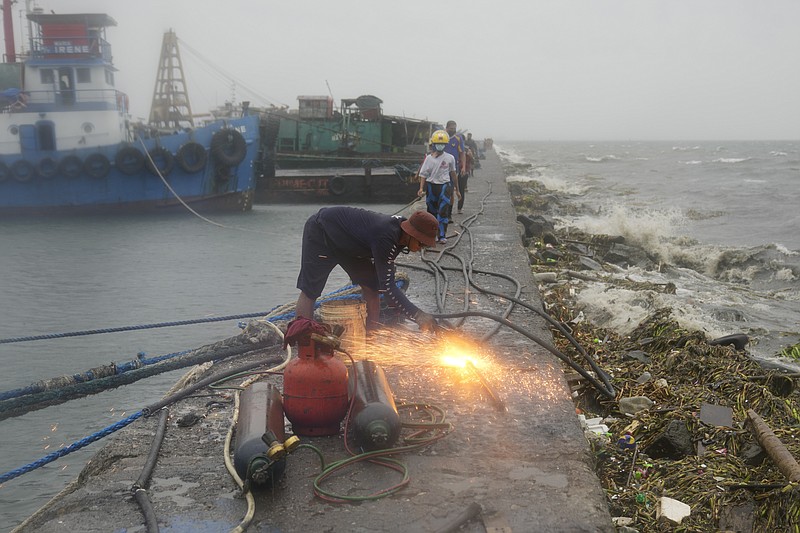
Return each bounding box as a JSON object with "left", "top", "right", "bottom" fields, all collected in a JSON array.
[{"left": 0, "top": 4, "right": 259, "bottom": 215}]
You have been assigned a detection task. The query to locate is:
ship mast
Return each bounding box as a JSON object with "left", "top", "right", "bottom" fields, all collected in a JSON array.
[{"left": 148, "top": 29, "right": 194, "bottom": 129}]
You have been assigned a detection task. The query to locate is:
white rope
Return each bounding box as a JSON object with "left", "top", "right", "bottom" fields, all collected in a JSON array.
[{"left": 135, "top": 135, "right": 278, "bottom": 235}]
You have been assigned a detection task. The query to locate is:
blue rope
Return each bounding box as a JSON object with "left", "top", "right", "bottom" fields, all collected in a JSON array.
[
  {"left": 0, "top": 280, "right": 410, "bottom": 482},
  {"left": 0, "top": 284, "right": 369, "bottom": 346},
  {"left": 0, "top": 410, "right": 144, "bottom": 484},
  {"left": 0, "top": 312, "right": 277, "bottom": 345}
]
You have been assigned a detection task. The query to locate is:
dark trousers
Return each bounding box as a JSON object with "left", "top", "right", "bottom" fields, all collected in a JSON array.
[{"left": 457, "top": 173, "right": 469, "bottom": 211}]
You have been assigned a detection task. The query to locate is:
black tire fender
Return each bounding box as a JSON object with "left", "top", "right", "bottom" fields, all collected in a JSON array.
[
  {"left": 37, "top": 157, "right": 59, "bottom": 179},
  {"left": 115, "top": 145, "right": 145, "bottom": 175},
  {"left": 59, "top": 155, "right": 83, "bottom": 179},
  {"left": 12, "top": 160, "right": 35, "bottom": 182},
  {"left": 84, "top": 153, "right": 111, "bottom": 179},
  {"left": 0, "top": 161, "right": 9, "bottom": 182},
  {"left": 146, "top": 146, "right": 175, "bottom": 176},
  {"left": 176, "top": 141, "right": 208, "bottom": 173},
  {"left": 328, "top": 174, "right": 346, "bottom": 195},
  {"left": 210, "top": 128, "right": 247, "bottom": 166}
]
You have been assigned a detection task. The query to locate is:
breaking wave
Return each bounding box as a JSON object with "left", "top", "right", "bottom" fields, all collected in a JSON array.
[
  {"left": 712, "top": 157, "right": 751, "bottom": 164},
  {"left": 584, "top": 155, "right": 619, "bottom": 162}
]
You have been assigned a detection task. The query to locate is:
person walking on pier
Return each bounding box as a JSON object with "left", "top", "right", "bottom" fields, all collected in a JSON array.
[
  {"left": 417, "top": 130, "right": 460, "bottom": 244},
  {"left": 295, "top": 207, "right": 440, "bottom": 332},
  {"left": 444, "top": 120, "right": 467, "bottom": 213}
]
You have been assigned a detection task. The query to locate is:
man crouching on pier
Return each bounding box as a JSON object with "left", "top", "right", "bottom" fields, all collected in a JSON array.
[{"left": 295, "top": 206, "right": 439, "bottom": 332}]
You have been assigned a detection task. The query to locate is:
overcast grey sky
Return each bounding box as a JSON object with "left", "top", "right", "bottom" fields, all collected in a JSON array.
[{"left": 9, "top": 0, "right": 800, "bottom": 140}]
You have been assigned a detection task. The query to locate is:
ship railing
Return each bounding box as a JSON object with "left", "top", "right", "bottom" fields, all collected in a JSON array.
[
  {"left": 29, "top": 36, "right": 112, "bottom": 62},
  {"left": 4, "top": 88, "right": 128, "bottom": 113}
]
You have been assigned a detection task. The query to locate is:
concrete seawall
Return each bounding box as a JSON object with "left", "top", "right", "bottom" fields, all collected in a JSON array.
[{"left": 16, "top": 150, "right": 614, "bottom": 532}]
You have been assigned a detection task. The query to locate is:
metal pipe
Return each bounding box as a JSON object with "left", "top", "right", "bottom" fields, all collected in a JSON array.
[{"left": 465, "top": 361, "right": 506, "bottom": 412}]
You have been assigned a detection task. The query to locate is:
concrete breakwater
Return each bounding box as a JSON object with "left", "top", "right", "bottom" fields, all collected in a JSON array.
[{"left": 14, "top": 151, "right": 615, "bottom": 533}]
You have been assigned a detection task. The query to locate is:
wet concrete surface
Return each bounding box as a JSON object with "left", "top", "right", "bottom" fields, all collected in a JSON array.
[{"left": 15, "top": 151, "right": 614, "bottom": 532}]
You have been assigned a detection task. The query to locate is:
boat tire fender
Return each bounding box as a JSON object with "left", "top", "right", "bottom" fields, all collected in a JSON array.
[
  {"left": 37, "top": 157, "right": 59, "bottom": 179},
  {"left": 329, "top": 174, "right": 346, "bottom": 195},
  {"left": 210, "top": 129, "right": 247, "bottom": 167},
  {"left": 146, "top": 146, "right": 175, "bottom": 176},
  {"left": 84, "top": 153, "right": 111, "bottom": 179},
  {"left": 12, "top": 160, "right": 35, "bottom": 182},
  {"left": 176, "top": 142, "right": 208, "bottom": 173},
  {"left": 0, "top": 161, "right": 9, "bottom": 182},
  {"left": 59, "top": 155, "right": 83, "bottom": 179},
  {"left": 115, "top": 146, "right": 145, "bottom": 175}
]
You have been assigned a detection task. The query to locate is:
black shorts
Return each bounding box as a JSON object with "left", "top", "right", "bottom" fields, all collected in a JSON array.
[{"left": 296, "top": 215, "right": 379, "bottom": 299}]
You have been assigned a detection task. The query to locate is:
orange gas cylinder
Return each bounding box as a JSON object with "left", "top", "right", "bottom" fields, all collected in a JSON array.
[{"left": 283, "top": 331, "right": 349, "bottom": 436}]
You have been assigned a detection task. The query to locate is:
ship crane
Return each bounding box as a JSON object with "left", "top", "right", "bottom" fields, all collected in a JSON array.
[{"left": 149, "top": 29, "right": 194, "bottom": 130}]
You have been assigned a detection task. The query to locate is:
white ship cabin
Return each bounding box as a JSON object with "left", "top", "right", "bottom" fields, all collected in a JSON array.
[{"left": 0, "top": 11, "right": 130, "bottom": 155}]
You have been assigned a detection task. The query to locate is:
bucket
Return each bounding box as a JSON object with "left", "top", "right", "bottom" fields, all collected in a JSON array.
[{"left": 319, "top": 299, "right": 367, "bottom": 355}]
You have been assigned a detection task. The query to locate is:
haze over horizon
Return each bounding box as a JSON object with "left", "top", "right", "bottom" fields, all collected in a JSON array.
[{"left": 4, "top": 1, "right": 798, "bottom": 141}]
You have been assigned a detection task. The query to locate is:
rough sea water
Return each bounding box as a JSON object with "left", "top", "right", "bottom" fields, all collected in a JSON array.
[{"left": 498, "top": 140, "right": 800, "bottom": 373}]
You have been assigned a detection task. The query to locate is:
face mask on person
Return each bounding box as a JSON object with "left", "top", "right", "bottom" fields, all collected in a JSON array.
[{"left": 434, "top": 144, "right": 446, "bottom": 152}]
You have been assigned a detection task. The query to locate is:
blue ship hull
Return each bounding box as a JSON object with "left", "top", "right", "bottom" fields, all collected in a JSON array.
[
  {"left": 0, "top": 11, "right": 259, "bottom": 216},
  {"left": 0, "top": 115, "right": 260, "bottom": 216}
]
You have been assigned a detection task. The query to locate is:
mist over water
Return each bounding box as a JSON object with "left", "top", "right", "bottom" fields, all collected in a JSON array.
[{"left": 500, "top": 140, "right": 800, "bottom": 371}]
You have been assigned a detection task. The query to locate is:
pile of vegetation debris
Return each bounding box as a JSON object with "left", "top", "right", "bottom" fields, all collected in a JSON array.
[{"left": 509, "top": 181, "right": 800, "bottom": 532}]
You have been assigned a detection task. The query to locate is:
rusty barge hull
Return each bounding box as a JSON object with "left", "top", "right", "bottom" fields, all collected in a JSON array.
[{"left": 256, "top": 166, "right": 419, "bottom": 204}]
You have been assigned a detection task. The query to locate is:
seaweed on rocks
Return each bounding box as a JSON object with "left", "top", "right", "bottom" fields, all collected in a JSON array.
[{"left": 511, "top": 184, "right": 800, "bottom": 533}]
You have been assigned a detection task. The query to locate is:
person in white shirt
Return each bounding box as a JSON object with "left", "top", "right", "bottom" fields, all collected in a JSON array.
[{"left": 417, "top": 130, "right": 460, "bottom": 244}]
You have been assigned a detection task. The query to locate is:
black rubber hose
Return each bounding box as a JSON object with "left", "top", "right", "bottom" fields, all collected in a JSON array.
[
  {"left": 132, "top": 407, "right": 169, "bottom": 533},
  {"left": 415, "top": 259, "right": 614, "bottom": 396},
  {"left": 134, "top": 488, "right": 159, "bottom": 533},
  {"left": 432, "top": 310, "right": 615, "bottom": 399},
  {"left": 141, "top": 354, "right": 284, "bottom": 416}
]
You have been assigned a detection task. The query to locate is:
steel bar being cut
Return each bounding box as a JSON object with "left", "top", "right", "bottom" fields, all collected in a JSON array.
[{"left": 465, "top": 360, "right": 507, "bottom": 412}]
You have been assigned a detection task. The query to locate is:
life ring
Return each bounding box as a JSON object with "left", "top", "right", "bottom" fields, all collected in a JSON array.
[
  {"left": 145, "top": 146, "right": 174, "bottom": 176},
  {"left": 176, "top": 141, "right": 207, "bottom": 173},
  {"left": 0, "top": 161, "right": 9, "bottom": 182},
  {"left": 37, "top": 157, "right": 59, "bottom": 179},
  {"left": 328, "top": 174, "right": 346, "bottom": 195},
  {"left": 84, "top": 153, "right": 111, "bottom": 179},
  {"left": 210, "top": 128, "right": 247, "bottom": 166},
  {"left": 59, "top": 155, "right": 83, "bottom": 179},
  {"left": 115, "top": 145, "right": 145, "bottom": 175},
  {"left": 11, "top": 160, "right": 35, "bottom": 182}
]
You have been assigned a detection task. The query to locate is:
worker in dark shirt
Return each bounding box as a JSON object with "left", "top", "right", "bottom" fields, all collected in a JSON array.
[{"left": 295, "top": 207, "right": 440, "bottom": 331}]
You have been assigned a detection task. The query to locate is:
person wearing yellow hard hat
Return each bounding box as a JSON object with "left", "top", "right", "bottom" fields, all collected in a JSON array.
[{"left": 417, "top": 130, "right": 460, "bottom": 244}]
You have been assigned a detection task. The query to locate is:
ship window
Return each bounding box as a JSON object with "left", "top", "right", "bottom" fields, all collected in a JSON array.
[
  {"left": 77, "top": 68, "right": 91, "bottom": 83},
  {"left": 105, "top": 69, "right": 115, "bottom": 86},
  {"left": 40, "top": 69, "right": 55, "bottom": 84}
]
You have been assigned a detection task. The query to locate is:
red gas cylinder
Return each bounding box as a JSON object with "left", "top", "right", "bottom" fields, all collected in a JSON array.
[{"left": 283, "top": 327, "right": 349, "bottom": 436}]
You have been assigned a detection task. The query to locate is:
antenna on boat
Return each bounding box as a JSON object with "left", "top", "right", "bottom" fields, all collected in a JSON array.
[{"left": 149, "top": 29, "right": 194, "bottom": 130}]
